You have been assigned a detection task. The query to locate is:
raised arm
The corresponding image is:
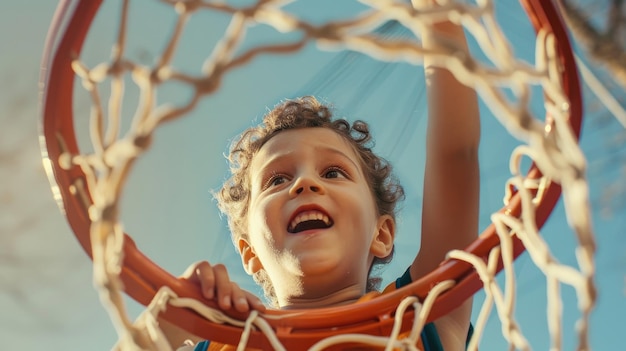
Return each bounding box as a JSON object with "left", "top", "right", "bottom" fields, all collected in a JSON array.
[{"left": 409, "top": 1, "right": 481, "bottom": 349}]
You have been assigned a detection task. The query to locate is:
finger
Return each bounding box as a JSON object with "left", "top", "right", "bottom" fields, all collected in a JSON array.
[
  {"left": 190, "top": 261, "right": 216, "bottom": 299},
  {"left": 244, "top": 291, "right": 266, "bottom": 312},
  {"left": 213, "top": 264, "right": 233, "bottom": 310},
  {"left": 181, "top": 261, "right": 207, "bottom": 280},
  {"left": 230, "top": 284, "right": 250, "bottom": 313},
  {"left": 181, "top": 261, "right": 199, "bottom": 279}
]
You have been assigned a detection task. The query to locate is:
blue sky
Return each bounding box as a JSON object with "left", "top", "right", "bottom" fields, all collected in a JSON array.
[{"left": 1, "top": 0, "right": 624, "bottom": 350}]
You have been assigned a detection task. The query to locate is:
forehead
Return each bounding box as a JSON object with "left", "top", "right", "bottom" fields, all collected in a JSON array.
[{"left": 251, "top": 128, "right": 361, "bottom": 169}]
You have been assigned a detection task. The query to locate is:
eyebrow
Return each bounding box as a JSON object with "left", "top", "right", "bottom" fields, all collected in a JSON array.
[
  {"left": 319, "top": 146, "right": 361, "bottom": 171},
  {"left": 257, "top": 145, "right": 361, "bottom": 175}
]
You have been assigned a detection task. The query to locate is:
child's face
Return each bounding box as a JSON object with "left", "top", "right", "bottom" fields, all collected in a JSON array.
[{"left": 241, "top": 127, "right": 393, "bottom": 303}]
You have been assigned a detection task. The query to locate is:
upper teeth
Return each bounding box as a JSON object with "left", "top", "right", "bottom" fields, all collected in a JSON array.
[{"left": 289, "top": 210, "right": 331, "bottom": 231}]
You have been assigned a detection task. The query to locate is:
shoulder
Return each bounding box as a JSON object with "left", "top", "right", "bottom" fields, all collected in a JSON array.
[
  {"left": 433, "top": 301, "right": 473, "bottom": 351},
  {"left": 386, "top": 268, "right": 473, "bottom": 351}
]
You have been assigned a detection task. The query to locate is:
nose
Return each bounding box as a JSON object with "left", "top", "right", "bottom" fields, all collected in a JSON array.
[{"left": 289, "top": 174, "right": 325, "bottom": 197}]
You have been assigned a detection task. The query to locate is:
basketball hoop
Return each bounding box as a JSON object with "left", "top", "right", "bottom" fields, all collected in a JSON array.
[{"left": 39, "top": 0, "right": 593, "bottom": 349}]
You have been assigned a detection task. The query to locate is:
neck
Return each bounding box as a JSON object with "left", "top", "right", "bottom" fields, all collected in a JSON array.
[{"left": 278, "top": 284, "right": 364, "bottom": 309}]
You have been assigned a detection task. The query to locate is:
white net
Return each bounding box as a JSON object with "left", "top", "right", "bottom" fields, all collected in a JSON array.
[{"left": 43, "top": 0, "right": 596, "bottom": 350}]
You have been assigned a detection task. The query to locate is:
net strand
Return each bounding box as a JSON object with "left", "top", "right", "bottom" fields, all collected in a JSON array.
[{"left": 119, "top": 280, "right": 455, "bottom": 351}]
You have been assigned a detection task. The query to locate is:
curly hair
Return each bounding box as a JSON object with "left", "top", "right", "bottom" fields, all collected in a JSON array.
[{"left": 216, "top": 96, "right": 405, "bottom": 306}]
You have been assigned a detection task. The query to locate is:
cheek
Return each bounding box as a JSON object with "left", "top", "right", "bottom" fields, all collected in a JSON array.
[
  {"left": 356, "top": 196, "right": 381, "bottom": 238},
  {"left": 249, "top": 197, "right": 283, "bottom": 242},
  {"left": 352, "top": 188, "right": 379, "bottom": 218}
]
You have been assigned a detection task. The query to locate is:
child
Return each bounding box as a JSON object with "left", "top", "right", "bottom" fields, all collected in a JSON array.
[{"left": 165, "top": 3, "right": 480, "bottom": 350}]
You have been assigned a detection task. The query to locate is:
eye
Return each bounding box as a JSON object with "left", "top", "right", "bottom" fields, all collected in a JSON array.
[
  {"left": 263, "top": 173, "right": 289, "bottom": 189},
  {"left": 323, "top": 166, "right": 348, "bottom": 179}
]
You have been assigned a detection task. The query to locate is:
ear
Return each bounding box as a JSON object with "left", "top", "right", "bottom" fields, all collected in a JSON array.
[
  {"left": 238, "top": 238, "right": 264, "bottom": 275},
  {"left": 370, "top": 214, "right": 395, "bottom": 258}
]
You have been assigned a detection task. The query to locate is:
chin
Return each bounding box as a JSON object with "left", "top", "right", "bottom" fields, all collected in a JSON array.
[
  {"left": 300, "top": 254, "right": 357, "bottom": 279},
  {"left": 298, "top": 256, "right": 340, "bottom": 275}
]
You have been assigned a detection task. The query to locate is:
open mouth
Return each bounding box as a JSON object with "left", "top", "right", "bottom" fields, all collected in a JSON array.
[{"left": 287, "top": 210, "right": 333, "bottom": 234}]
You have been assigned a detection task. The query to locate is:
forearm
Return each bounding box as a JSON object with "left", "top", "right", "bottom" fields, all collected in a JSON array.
[
  {"left": 412, "top": 0, "right": 481, "bottom": 275},
  {"left": 418, "top": 1, "right": 481, "bottom": 154}
]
